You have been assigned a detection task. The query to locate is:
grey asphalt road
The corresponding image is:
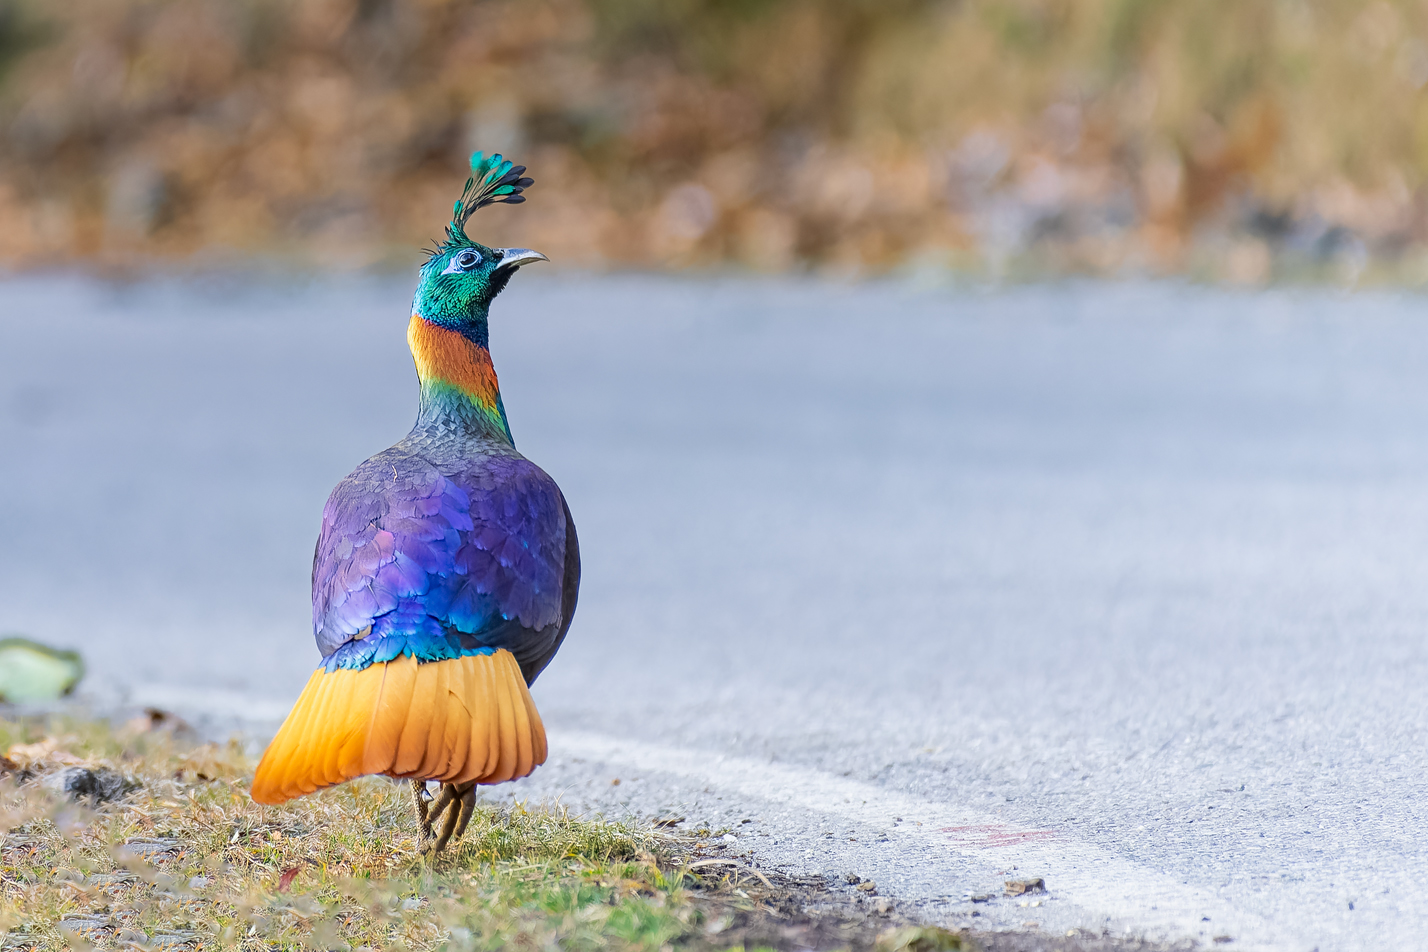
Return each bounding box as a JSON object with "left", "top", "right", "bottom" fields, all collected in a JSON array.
[{"left": 2, "top": 273, "right": 1426, "bottom": 951}]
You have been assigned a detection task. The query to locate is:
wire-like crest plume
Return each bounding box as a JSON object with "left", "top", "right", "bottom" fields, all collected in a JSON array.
[{"left": 445, "top": 151, "right": 533, "bottom": 245}]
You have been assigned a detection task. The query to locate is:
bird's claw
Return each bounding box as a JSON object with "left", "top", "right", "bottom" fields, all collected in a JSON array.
[
  {"left": 414, "top": 780, "right": 478, "bottom": 854},
  {"left": 411, "top": 779, "right": 436, "bottom": 841}
]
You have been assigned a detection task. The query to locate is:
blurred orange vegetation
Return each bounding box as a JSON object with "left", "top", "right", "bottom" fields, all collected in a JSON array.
[{"left": 3, "top": 0, "right": 1428, "bottom": 280}]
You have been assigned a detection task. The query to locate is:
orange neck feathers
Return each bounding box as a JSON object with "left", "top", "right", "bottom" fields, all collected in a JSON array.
[{"left": 407, "top": 315, "right": 511, "bottom": 441}]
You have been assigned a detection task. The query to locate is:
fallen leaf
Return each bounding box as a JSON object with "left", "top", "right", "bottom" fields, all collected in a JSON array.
[
  {"left": 7, "top": 739, "right": 82, "bottom": 767},
  {"left": 0, "top": 637, "right": 84, "bottom": 702}
]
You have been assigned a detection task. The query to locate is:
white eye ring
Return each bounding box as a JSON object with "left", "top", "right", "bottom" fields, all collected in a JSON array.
[{"left": 443, "top": 249, "right": 482, "bottom": 274}]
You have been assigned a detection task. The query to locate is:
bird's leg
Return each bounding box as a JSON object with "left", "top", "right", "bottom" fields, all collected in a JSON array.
[
  {"left": 410, "top": 780, "right": 434, "bottom": 840},
  {"left": 426, "top": 783, "right": 457, "bottom": 830},
  {"left": 430, "top": 781, "right": 480, "bottom": 854},
  {"left": 451, "top": 783, "right": 479, "bottom": 843},
  {"left": 431, "top": 784, "right": 463, "bottom": 854},
  {"left": 422, "top": 783, "right": 462, "bottom": 853},
  {"left": 415, "top": 782, "right": 458, "bottom": 848}
]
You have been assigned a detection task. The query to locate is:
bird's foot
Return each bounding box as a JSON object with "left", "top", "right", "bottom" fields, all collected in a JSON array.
[{"left": 429, "top": 781, "right": 479, "bottom": 854}]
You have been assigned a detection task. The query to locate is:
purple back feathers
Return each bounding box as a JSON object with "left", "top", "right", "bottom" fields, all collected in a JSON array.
[{"left": 313, "top": 448, "right": 567, "bottom": 673}]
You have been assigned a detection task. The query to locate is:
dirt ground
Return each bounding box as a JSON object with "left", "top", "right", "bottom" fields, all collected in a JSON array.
[{"left": 680, "top": 849, "right": 1192, "bottom": 952}]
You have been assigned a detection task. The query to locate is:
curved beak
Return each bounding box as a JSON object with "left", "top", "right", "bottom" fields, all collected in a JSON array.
[{"left": 496, "top": 248, "right": 549, "bottom": 270}]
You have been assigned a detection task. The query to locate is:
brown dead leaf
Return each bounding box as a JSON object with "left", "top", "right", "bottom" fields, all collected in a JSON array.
[{"left": 6, "top": 739, "right": 83, "bottom": 767}]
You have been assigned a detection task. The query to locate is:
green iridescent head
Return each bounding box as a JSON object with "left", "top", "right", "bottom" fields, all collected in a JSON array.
[{"left": 413, "top": 151, "right": 546, "bottom": 336}]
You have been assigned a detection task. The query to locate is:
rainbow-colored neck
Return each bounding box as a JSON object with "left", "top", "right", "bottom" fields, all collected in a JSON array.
[{"left": 408, "top": 315, "right": 512, "bottom": 442}]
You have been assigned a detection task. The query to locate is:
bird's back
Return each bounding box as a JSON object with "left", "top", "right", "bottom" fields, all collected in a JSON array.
[
  {"left": 251, "top": 431, "right": 579, "bottom": 805},
  {"left": 312, "top": 431, "right": 579, "bottom": 683}
]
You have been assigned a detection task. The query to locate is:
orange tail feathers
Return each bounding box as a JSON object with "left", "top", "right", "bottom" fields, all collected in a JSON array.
[{"left": 249, "top": 650, "right": 546, "bottom": 805}]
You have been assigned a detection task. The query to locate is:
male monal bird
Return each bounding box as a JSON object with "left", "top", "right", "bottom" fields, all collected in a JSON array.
[{"left": 251, "top": 152, "right": 579, "bottom": 853}]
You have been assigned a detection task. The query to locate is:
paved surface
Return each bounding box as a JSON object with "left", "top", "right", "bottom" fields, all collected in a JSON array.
[{"left": 2, "top": 273, "right": 1427, "bottom": 951}]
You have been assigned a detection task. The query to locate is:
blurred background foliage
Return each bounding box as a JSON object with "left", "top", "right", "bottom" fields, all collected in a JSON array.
[{"left": 2, "top": 0, "right": 1428, "bottom": 280}]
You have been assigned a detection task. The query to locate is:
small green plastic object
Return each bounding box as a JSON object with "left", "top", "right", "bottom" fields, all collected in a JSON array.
[{"left": 0, "top": 636, "right": 84, "bottom": 702}]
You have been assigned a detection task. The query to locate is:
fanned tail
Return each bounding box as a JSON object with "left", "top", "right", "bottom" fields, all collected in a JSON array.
[{"left": 250, "top": 650, "right": 545, "bottom": 805}]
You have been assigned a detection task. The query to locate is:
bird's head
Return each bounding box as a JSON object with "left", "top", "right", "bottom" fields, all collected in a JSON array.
[
  {"left": 413, "top": 152, "right": 546, "bottom": 332},
  {"left": 415, "top": 241, "right": 548, "bottom": 327}
]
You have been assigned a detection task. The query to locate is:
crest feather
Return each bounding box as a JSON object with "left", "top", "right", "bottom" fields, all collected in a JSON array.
[{"left": 444, "top": 151, "right": 534, "bottom": 246}]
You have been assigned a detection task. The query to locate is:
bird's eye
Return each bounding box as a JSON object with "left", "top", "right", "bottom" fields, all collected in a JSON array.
[{"left": 456, "top": 250, "right": 480, "bottom": 269}]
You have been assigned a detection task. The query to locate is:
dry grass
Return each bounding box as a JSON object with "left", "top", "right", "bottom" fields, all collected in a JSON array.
[
  {"left": 0, "top": 714, "right": 738, "bottom": 952},
  {"left": 4, "top": 0, "right": 1428, "bottom": 279}
]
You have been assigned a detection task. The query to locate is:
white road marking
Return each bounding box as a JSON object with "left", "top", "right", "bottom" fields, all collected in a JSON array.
[
  {"left": 552, "top": 729, "right": 1314, "bottom": 952},
  {"left": 117, "top": 686, "right": 1315, "bottom": 950}
]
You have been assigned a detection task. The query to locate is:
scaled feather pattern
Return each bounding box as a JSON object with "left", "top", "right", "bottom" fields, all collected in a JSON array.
[{"left": 313, "top": 443, "right": 569, "bottom": 680}]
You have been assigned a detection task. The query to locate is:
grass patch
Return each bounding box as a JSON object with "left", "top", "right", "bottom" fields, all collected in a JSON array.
[{"left": 0, "top": 713, "right": 756, "bottom": 952}]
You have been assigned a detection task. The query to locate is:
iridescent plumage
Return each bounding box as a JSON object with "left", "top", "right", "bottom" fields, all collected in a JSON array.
[
  {"left": 252, "top": 153, "right": 576, "bottom": 851},
  {"left": 313, "top": 406, "right": 575, "bottom": 679}
]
